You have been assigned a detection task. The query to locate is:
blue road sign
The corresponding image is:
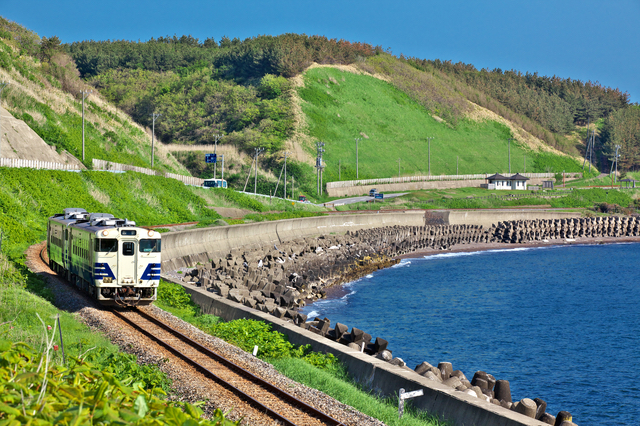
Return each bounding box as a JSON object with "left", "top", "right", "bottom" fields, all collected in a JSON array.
[
  {"left": 375, "top": 193, "right": 384, "bottom": 199},
  {"left": 205, "top": 153, "right": 217, "bottom": 163}
]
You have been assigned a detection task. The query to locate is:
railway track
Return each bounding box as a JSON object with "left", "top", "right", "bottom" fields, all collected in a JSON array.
[{"left": 37, "top": 244, "right": 345, "bottom": 426}]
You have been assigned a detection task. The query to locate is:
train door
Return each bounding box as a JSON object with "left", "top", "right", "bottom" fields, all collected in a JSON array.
[{"left": 118, "top": 240, "right": 137, "bottom": 283}]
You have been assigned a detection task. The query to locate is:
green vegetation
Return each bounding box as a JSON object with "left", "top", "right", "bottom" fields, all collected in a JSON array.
[
  {"left": 0, "top": 168, "right": 221, "bottom": 259},
  {"left": 299, "top": 67, "right": 584, "bottom": 182},
  {"left": 0, "top": 339, "right": 236, "bottom": 425},
  {"left": 0, "top": 254, "right": 188, "bottom": 424},
  {"left": 271, "top": 358, "right": 446, "bottom": 426},
  {"left": 156, "top": 280, "right": 339, "bottom": 369},
  {"left": 335, "top": 187, "right": 638, "bottom": 212},
  {"left": 0, "top": 17, "right": 185, "bottom": 173},
  {"left": 155, "top": 280, "right": 443, "bottom": 424},
  {"left": 413, "top": 58, "right": 630, "bottom": 147}
]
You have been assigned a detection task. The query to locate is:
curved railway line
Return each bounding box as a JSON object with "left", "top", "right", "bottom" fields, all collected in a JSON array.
[
  {"left": 110, "top": 308, "right": 345, "bottom": 426},
  {"left": 32, "top": 244, "right": 350, "bottom": 426}
]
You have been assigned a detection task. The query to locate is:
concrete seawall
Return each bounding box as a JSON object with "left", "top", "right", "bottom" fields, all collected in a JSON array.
[
  {"left": 170, "top": 277, "right": 548, "bottom": 426},
  {"left": 431, "top": 209, "right": 580, "bottom": 228},
  {"left": 161, "top": 212, "right": 426, "bottom": 271},
  {"left": 161, "top": 210, "right": 581, "bottom": 271}
]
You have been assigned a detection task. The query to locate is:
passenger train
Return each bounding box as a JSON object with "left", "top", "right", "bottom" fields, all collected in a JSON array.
[{"left": 47, "top": 208, "right": 161, "bottom": 306}]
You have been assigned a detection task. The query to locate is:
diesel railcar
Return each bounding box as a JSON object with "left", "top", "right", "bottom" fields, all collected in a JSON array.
[{"left": 47, "top": 208, "right": 161, "bottom": 306}]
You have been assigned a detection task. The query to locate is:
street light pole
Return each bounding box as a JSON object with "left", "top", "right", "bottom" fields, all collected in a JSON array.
[
  {"left": 81, "top": 89, "right": 92, "bottom": 162},
  {"left": 150, "top": 113, "right": 161, "bottom": 167},
  {"left": 426, "top": 137, "right": 434, "bottom": 176},
  {"left": 355, "top": 138, "right": 362, "bottom": 179},
  {"left": 213, "top": 134, "right": 222, "bottom": 178},
  {"left": 0, "top": 81, "right": 10, "bottom": 159},
  {"left": 508, "top": 138, "right": 515, "bottom": 174}
]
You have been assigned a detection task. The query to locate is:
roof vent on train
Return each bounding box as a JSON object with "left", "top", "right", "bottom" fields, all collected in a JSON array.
[
  {"left": 89, "top": 213, "right": 115, "bottom": 226},
  {"left": 63, "top": 208, "right": 88, "bottom": 220}
]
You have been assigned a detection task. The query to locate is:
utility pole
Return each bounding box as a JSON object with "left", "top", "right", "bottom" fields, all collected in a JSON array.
[
  {"left": 220, "top": 154, "right": 225, "bottom": 182},
  {"left": 254, "top": 147, "right": 265, "bottom": 194},
  {"left": 508, "top": 138, "right": 515, "bottom": 174},
  {"left": 150, "top": 113, "right": 161, "bottom": 167},
  {"left": 426, "top": 137, "right": 434, "bottom": 176},
  {"left": 213, "top": 134, "right": 223, "bottom": 178},
  {"left": 283, "top": 153, "right": 287, "bottom": 199},
  {"left": 355, "top": 138, "right": 362, "bottom": 179},
  {"left": 610, "top": 145, "right": 621, "bottom": 184},
  {"left": 0, "top": 81, "right": 9, "bottom": 158},
  {"left": 582, "top": 118, "right": 590, "bottom": 171},
  {"left": 243, "top": 154, "right": 255, "bottom": 192},
  {"left": 81, "top": 89, "right": 92, "bottom": 162},
  {"left": 316, "top": 141, "right": 325, "bottom": 195}
]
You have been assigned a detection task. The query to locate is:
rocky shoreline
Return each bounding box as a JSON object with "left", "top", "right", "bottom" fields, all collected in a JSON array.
[{"left": 171, "top": 215, "right": 640, "bottom": 425}]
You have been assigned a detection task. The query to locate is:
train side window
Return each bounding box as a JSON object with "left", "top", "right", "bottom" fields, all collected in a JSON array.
[
  {"left": 122, "top": 242, "right": 135, "bottom": 256},
  {"left": 95, "top": 239, "right": 118, "bottom": 253},
  {"left": 139, "top": 239, "right": 161, "bottom": 253}
]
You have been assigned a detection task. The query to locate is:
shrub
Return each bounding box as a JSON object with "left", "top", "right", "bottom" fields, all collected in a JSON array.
[{"left": 0, "top": 339, "right": 238, "bottom": 425}]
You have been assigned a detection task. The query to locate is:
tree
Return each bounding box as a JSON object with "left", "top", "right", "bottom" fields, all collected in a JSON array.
[{"left": 39, "top": 35, "right": 61, "bottom": 62}]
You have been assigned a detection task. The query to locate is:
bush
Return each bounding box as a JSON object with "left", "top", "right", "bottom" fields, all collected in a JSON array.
[{"left": 0, "top": 339, "right": 238, "bottom": 425}]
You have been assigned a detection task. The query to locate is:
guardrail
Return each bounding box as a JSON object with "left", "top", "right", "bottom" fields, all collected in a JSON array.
[
  {"left": 92, "top": 159, "right": 204, "bottom": 186},
  {"left": 0, "top": 158, "right": 83, "bottom": 171}
]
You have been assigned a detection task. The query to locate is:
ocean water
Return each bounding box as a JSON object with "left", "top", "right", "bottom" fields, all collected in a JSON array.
[{"left": 302, "top": 242, "right": 640, "bottom": 425}]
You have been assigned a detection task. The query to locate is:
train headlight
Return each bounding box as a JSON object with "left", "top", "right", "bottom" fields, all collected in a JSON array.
[
  {"left": 148, "top": 230, "right": 155, "bottom": 237},
  {"left": 102, "top": 230, "right": 109, "bottom": 236}
]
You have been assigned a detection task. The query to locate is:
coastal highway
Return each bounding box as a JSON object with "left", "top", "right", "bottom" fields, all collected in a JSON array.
[{"left": 328, "top": 192, "right": 408, "bottom": 206}]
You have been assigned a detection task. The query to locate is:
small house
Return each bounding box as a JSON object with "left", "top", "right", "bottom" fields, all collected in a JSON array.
[{"left": 485, "top": 173, "right": 530, "bottom": 190}]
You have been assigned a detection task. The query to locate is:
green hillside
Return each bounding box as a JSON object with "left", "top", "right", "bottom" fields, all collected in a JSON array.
[
  {"left": 299, "top": 67, "right": 585, "bottom": 182},
  {"left": 0, "top": 17, "right": 187, "bottom": 173}
]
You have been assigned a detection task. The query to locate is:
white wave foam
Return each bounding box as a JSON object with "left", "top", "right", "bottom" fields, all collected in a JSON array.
[
  {"left": 392, "top": 260, "right": 412, "bottom": 268},
  {"left": 423, "top": 246, "right": 550, "bottom": 260},
  {"left": 365, "top": 274, "right": 374, "bottom": 278}
]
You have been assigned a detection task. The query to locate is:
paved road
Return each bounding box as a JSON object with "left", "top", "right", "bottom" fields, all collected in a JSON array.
[{"left": 328, "top": 192, "right": 409, "bottom": 206}]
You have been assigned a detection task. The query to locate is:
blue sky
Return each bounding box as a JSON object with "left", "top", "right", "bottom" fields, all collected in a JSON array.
[{"left": 3, "top": 0, "right": 639, "bottom": 103}]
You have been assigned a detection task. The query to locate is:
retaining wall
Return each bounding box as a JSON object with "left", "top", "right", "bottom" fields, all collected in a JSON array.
[
  {"left": 169, "top": 277, "right": 547, "bottom": 426},
  {"left": 160, "top": 212, "right": 426, "bottom": 271}
]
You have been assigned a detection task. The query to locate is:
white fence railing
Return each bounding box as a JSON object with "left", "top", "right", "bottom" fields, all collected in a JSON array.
[
  {"left": 326, "top": 172, "right": 573, "bottom": 189},
  {"left": 92, "top": 159, "right": 204, "bottom": 186},
  {"left": 0, "top": 158, "right": 83, "bottom": 171}
]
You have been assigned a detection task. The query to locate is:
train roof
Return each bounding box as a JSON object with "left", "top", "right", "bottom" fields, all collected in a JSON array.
[{"left": 49, "top": 209, "right": 157, "bottom": 235}]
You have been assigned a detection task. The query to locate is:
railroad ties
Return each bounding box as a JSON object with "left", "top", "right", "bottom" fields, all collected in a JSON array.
[{"left": 110, "top": 309, "right": 345, "bottom": 426}]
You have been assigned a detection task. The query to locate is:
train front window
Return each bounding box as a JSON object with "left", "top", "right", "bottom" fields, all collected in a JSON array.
[
  {"left": 95, "top": 239, "right": 118, "bottom": 253},
  {"left": 140, "top": 239, "right": 161, "bottom": 253},
  {"left": 122, "top": 242, "right": 135, "bottom": 256}
]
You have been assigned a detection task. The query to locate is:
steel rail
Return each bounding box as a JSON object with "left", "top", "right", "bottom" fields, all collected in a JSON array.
[{"left": 111, "top": 308, "right": 345, "bottom": 426}]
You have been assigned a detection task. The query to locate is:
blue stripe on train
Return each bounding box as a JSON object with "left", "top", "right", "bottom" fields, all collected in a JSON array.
[
  {"left": 94, "top": 263, "right": 116, "bottom": 279},
  {"left": 141, "top": 263, "right": 161, "bottom": 281}
]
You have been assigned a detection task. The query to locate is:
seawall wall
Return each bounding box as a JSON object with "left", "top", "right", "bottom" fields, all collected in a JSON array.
[{"left": 161, "top": 210, "right": 580, "bottom": 271}]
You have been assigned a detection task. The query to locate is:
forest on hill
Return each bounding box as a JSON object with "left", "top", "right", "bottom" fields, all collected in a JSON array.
[
  {"left": 64, "top": 34, "right": 639, "bottom": 173},
  {"left": 1, "top": 15, "right": 639, "bottom": 185}
]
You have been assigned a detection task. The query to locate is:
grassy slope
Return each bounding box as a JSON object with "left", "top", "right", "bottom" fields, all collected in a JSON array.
[
  {"left": 298, "top": 67, "right": 585, "bottom": 183},
  {"left": 0, "top": 28, "right": 187, "bottom": 174}
]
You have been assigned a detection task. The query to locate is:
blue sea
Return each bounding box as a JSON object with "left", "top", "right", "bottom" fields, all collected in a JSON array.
[{"left": 302, "top": 242, "right": 640, "bottom": 425}]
